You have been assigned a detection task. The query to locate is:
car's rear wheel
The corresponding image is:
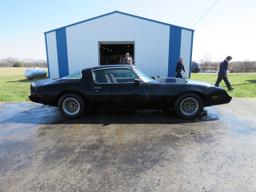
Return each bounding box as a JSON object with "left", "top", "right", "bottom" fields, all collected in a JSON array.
[
  {"left": 174, "top": 93, "right": 203, "bottom": 119},
  {"left": 58, "top": 93, "right": 84, "bottom": 118}
]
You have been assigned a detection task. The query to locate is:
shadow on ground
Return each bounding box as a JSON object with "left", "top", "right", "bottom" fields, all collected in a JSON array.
[{"left": 7, "top": 77, "right": 47, "bottom": 83}]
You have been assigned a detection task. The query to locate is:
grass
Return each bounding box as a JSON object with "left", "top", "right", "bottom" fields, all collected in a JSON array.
[
  {"left": 0, "top": 67, "right": 47, "bottom": 102},
  {"left": 191, "top": 73, "right": 256, "bottom": 97},
  {"left": 0, "top": 67, "right": 255, "bottom": 102}
]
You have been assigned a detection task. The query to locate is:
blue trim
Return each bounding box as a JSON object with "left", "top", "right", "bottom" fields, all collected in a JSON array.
[
  {"left": 189, "top": 31, "right": 194, "bottom": 78},
  {"left": 56, "top": 28, "right": 69, "bottom": 77},
  {"left": 168, "top": 26, "right": 182, "bottom": 77},
  {"left": 45, "top": 10, "right": 194, "bottom": 34},
  {"left": 115, "top": 11, "right": 194, "bottom": 31},
  {"left": 44, "top": 33, "right": 50, "bottom": 78}
]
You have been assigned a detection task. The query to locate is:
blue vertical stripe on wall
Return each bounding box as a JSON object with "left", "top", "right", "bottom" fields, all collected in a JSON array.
[
  {"left": 168, "top": 26, "right": 181, "bottom": 77},
  {"left": 56, "top": 28, "right": 69, "bottom": 77}
]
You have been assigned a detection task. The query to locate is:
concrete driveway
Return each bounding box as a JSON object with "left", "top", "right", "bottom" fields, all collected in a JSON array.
[{"left": 0, "top": 98, "right": 256, "bottom": 192}]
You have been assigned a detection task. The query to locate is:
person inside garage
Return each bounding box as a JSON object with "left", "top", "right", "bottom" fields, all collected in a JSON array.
[{"left": 122, "top": 52, "right": 133, "bottom": 65}]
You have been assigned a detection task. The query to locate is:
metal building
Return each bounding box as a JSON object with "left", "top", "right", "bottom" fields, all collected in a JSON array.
[{"left": 44, "top": 11, "right": 194, "bottom": 79}]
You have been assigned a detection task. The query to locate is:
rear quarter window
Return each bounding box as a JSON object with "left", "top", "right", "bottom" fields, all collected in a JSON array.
[{"left": 63, "top": 71, "right": 82, "bottom": 79}]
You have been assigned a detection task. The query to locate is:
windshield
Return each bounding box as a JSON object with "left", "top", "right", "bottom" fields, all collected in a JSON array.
[{"left": 135, "top": 68, "right": 157, "bottom": 83}]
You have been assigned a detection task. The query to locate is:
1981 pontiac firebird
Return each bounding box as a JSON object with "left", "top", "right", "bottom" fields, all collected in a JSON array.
[{"left": 29, "top": 65, "right": 232, "bottom": 119}]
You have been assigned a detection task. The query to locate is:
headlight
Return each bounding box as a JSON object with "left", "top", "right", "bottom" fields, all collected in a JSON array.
[{"left": 31, "top": 82, "right": 36, "bottom": 87}]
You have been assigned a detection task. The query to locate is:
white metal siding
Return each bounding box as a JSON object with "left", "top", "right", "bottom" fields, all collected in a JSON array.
[
  {"left": 46, "top": 32, "right": 59, "bottom": 78},
  {"left": 180, "top": 29, "right": 192, "bottom": 78},
  {"left": 65, "top": 13, "right": 170, "bottom": 77}
]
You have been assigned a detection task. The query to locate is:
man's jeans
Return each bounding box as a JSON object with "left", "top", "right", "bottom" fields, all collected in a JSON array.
[{"left": 215, "top": 75, "right": 232, "bottom": 90}]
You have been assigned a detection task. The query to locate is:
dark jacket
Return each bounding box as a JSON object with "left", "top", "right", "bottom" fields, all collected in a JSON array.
[
  {"left": 218, "top": 60, "right": 228, "bottom": 76},
  {"left": 176, "top": 61, "right": 185, "bottom": 74}
]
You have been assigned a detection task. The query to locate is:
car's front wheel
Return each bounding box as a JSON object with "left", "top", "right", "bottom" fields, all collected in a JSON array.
[
  {"left": 174, "top": 93, "right": 203, "bottom": 119},
  {"left": 58, "top": 93, "right": 84, "bottom": 118}
]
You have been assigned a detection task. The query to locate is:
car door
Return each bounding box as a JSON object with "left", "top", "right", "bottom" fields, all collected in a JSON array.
[
  {"left": 138, "top": 82, "right": 177, "bottom": 108},
  {"left": 132, "top": 70, "right": 178, "bottom": 109},
  {"left": 91, "top": 67, "right": 142, "bottom": 109}
]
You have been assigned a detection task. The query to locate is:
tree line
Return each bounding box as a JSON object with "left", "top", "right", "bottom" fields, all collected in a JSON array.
[
  {"left": 196, "top": 61, "right": 256, "bottom": 73},
  {"left": 0, "top": 57, "right": 47, "bottom": 68},
  {"left": 1, "top": 57, "right": 256, "bottom": 73}
]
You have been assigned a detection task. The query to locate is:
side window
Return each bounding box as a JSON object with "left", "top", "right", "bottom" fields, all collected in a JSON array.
[
  {"left": 110, "top": 69, "right": 137, "bottom": 83},
  {"left": 93, "top": 68, "right": 137, "bottom": 84}
]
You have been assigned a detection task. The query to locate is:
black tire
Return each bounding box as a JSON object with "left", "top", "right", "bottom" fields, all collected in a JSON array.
[
  {"left": 174, "top": 93, "right": 204, "bottom": 119},
  {"left": 58, "top": 93, "right": 85, "bottom": 119}
]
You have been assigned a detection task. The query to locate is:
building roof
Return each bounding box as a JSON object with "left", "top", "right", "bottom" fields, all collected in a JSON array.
[{"left": 45, "top": 10, "right": 194, "bottom": 34}]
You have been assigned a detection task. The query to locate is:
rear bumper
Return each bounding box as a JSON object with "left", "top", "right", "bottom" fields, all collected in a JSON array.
[{"left": 29, "top": 94, "right": 57, "bottom": 106}]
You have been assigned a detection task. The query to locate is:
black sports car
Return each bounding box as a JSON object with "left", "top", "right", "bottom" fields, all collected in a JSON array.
[{"left": 29, "top": 65, "right": 231, "bottom": 119}]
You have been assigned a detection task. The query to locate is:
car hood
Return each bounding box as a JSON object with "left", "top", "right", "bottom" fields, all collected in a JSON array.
[
  {"left": 157, "top": 78, "right": 214, "bottom": 87},
  {"left": 186, "top": 79, "right": 214, "bottom": 87}
]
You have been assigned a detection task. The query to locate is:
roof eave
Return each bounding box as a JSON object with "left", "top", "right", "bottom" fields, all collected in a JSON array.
[{"left": 44, "top": 10, "right": 194, "bottom": 34}]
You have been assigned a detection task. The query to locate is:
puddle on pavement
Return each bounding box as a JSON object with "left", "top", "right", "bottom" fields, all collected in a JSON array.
[
  {"left": 0, "top": 104, "right": 61, "bottom": 125},
  {"left": 0, "top": 103, "right": 219, "bottom": 126},
  {"left": 222, "top": 115, "right": 256, "bottom": 136}
]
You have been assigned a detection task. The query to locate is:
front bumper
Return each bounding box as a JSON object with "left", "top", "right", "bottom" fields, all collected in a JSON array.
[{"left": 206, "top": 92, "right": 232, "bottom": 106}]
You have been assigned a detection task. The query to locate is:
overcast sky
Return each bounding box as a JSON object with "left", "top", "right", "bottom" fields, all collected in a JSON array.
[{"left": 0, "top": 0, "right": 255, "bottom": 62}]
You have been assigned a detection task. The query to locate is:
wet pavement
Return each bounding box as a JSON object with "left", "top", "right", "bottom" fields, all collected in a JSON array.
[{"left": 0, "top": 98, "right": 256, "bottom": 192}]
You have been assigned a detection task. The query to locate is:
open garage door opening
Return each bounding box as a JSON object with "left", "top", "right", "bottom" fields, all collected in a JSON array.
[{"left": 99, "top": 42, "right": 134, "bottom": 65}]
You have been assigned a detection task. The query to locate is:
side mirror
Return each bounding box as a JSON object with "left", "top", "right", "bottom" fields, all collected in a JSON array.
[{"left": 134, "top": 78, "right": 141, "bottom": 85}]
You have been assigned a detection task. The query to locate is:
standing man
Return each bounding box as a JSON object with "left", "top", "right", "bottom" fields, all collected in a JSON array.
[
  {"left": 176, "top": 58, "right": 185, "bottom": 78},
  {"left": 215, "top": 56, "right": 233, "bottom": 90},
  {"left": 122, "top": 52, "right": 133, "bottom": 65}
]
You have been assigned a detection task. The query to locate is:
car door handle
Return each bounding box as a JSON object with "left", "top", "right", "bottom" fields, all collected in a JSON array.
[{"left": 94, "top": 86, "right": 102, "bottom": 91}]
